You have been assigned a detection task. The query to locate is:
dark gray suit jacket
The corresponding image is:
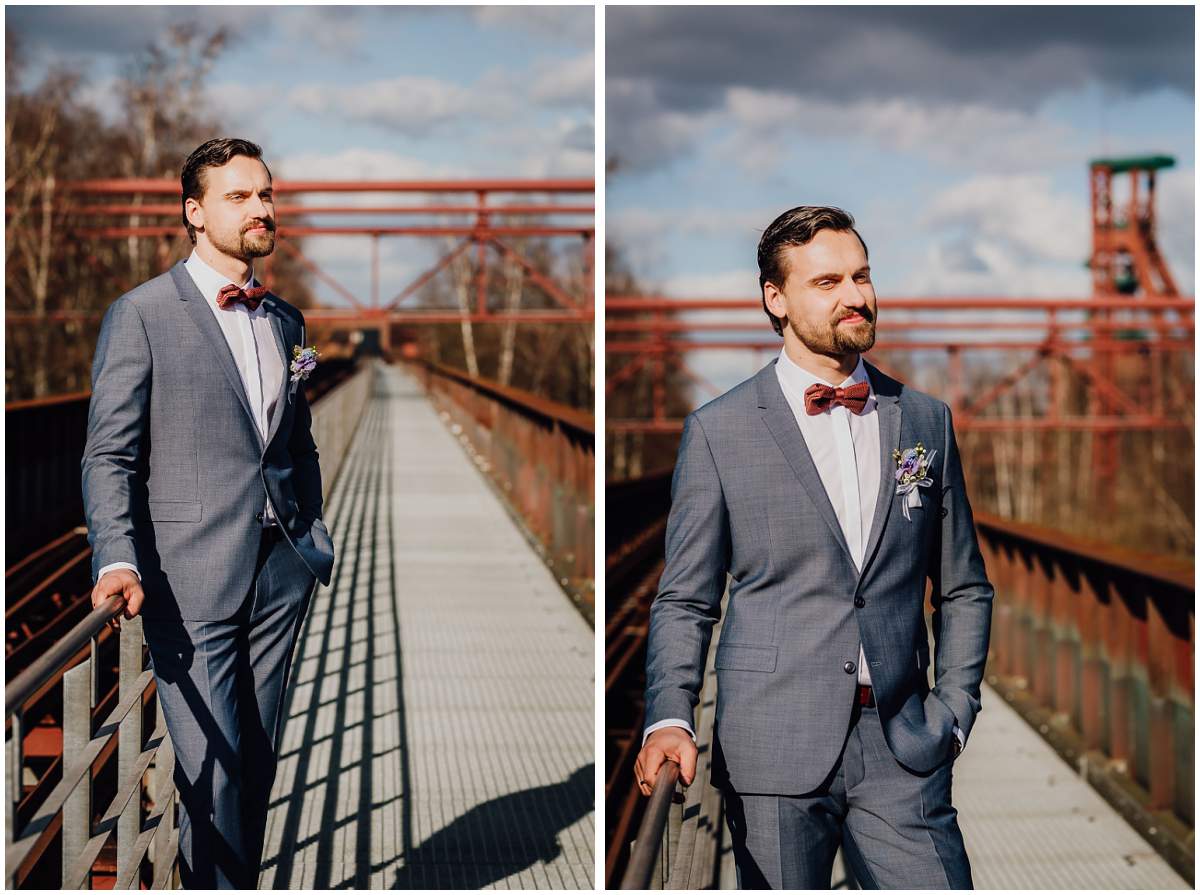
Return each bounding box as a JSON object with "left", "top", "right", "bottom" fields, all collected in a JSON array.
[
  {"left": 82, "top": 261, "right": 335, "bottom": 621},
  {"left": 645, "top": 358, "right": 993, "bottom": 795}
]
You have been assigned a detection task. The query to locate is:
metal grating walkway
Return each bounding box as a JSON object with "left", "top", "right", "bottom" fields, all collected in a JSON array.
[{"left": 260, "top": 364, "right": 595, "bottom": 889}]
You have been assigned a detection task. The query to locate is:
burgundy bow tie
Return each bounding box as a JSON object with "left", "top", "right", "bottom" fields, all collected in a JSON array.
[
  {"left": 804, "top": 381, "right": 871, "bottom": 415},
  {"left": 216, "top": 283, "right": 268, "bottom": 312}
]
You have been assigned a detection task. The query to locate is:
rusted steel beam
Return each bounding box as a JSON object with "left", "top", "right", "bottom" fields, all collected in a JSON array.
[
  {"left": 7, "top": 309, "right": 594, "bottom": 324},
  {"left": 605, "top": 339, "right": 1195, "bottom": 353},
  {"left": 64, "top": 203, "right": 595, "bottom": 217},
  {"left": 65, "top": 178, "right": 595, "bottom": 194},
  {"left": 274, "top": 236, "right": 365, "bottom": 309},
  {"left": 71, "top": 224, "right": 593, "bottom": 238},
  {"left": 604, "top": 319, "right": 1194, "bottom": 333},
  {"left": 606, "top": 296, "right": 1195, "bottom": 311},
  {"left": 385, "top": 238, "right": 473, "bottom": 309},
  {"left": 605, "top": 416, "right": 1192, "bottom": 434},
  {"left": 489, "top": 236, "right": 583, "bottom": 311}
]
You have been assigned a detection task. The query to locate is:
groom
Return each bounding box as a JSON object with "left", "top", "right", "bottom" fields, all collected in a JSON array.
[
  {"left": 82, "top": 138, "right": 335, "bottom": 888},
  {"left": 635, "top": 207, "right": 993, "bottom": 888}
]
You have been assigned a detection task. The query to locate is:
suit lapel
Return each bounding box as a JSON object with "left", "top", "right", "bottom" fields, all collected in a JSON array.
[
  {"left": 170, "top": 262, "right": 260, "bottom": 443},
  {"left": 755, "top": 362, "right": 855, "bottom": 568},
  {"left": 858, "top": 361, "right": 903, "bottom": 582},
  {"left": 263, "top": 296, "right": 291, "bottom": 451}
]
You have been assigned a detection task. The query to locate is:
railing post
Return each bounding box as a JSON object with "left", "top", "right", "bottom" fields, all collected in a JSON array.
[
  {"left": 63, "top": 654, "right": 94, "bottom": 887},
  {"left": 117, "top": 617, "right": 144, "bottom": 885},
  {"left": 7, "top": 709, "right": 23, "bottom": 854},
  {"left": 152, "top": 698, "right": 176, "bottom": 889}
]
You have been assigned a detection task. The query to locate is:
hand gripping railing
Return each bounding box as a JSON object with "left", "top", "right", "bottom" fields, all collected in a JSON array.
[
  {"left": 620, "top": 760, "right": 680, "bottom": 889},
  {"left": 5, "top": 596, "right": 178, "bottom": 889}
]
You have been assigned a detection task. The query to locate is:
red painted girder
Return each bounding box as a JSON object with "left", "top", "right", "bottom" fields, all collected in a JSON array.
[
  {"left": 73, "top": 225, "right": 593, "bottom": 238},
  {"left": 65, "top": 203, "right": 595, "bottom": 216},
  {"left": 605, "top": 319, "right": 1194, "bottom": 333},
  {"left": 605, "top": 339, "right": 1194, "bottom": 353},
  {"left": 66, "top": 178, "right": 594, "bottom": 194},
  {"left": 605, "top": 417, "right": 1192, "bottom": 434},
  {"left": 606, "top": 296, "right": 1194, "bottom": 311},
  {"left": 7, "top": 309, "right": 592, "bottom": 324}
]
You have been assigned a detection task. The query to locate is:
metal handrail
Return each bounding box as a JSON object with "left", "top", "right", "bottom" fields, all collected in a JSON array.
[
  {"left": 620, "top": 760, "right": 680, "bottom": 890},
  {"left": 5, "top": 594, "right": 124, "bottom": 718},
  {"left": 6, "top": 596, "right": 179, "bottom": 888}
]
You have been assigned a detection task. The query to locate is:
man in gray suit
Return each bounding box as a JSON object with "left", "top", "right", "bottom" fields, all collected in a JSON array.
[
  {"left": 635, "top": 207, "right": 993, "bottom": 889},
  {"left": 83, "top": 138, "right": 335, "bottom": 888}
]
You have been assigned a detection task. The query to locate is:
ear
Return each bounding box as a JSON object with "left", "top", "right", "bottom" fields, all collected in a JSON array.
[
  {"left": 184, "top": 196, "right": 204, "bottom": 233},
  {"left": 762, "top": 280, "right": 788, "bottom": 321}
]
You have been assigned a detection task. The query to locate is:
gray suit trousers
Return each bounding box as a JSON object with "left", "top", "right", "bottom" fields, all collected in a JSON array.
[
  {"left": 144, "top": 528, "right": 316, "bottom": 889},
  {"left": 724, "top": 699, "right": 971, "bottom": 890}
]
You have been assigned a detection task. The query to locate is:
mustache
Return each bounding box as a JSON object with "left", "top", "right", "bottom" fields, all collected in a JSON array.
[
  {"left": 836, "top": 308, "right": 874, "bottom": 324},
  {"left": 243, "top": 219, "right": 276, "bottom": 233}
]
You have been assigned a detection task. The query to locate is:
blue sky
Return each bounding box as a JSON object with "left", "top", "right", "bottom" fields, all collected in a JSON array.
[
  {"left": 7, "top": 5, "right": 594, "bottom": 306},
  {"left": 606, "top": 6, "right": 1194, "bottom": 391}
]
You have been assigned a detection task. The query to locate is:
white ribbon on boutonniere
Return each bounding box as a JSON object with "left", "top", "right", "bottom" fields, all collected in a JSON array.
[{"left": 892, "top": 441, "right": 938, "bottom": 521}]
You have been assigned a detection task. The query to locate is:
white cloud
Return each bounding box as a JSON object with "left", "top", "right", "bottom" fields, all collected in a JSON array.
[
  {"left": 274, "top": 6, "right": 365, "bottom": 58},
  {"left": 659, "top": 269, "right": 761, "bottom": 299},
  {"left": 471, "top": 6, "right": 592, "bottom": 48},
  {"left": 921, "top": 173, "right": 1089, "bottom": 265},
  {"left": 607, "top": 77, "right": 721, "bottom": 171},
  {"left": 287, "top": 76, "right": 515, "bottom": 136},
  {"left": 275, "top": 147, "right": 463, "bottom": 182},
  {"left": 205, "top": 81, "right": 284, "bottom": 133},
  {"left": 721, "top": 88, "right": 1083, "bottom": 174},
  {"left": 531, "top": 52, "right": 594, "bottom": 108}
]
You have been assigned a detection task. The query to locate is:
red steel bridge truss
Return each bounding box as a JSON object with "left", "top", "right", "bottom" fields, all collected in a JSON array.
[
  {"left": 606, "top": 158, "right": 1194, "bottom": 496},
  {"left": 8, "top": 178, "right": 595, "bottom": 351}
]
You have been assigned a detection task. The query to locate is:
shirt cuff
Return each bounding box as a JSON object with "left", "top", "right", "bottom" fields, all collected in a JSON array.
[
  {"left": 98, "top": 562, "right": 140, "bottom": 582},
  {"left": 953, "top": 724, "right": 965, "bottom": 750},
  {"left": 643, "top": 718, "right": 696, "bottom": 746}
]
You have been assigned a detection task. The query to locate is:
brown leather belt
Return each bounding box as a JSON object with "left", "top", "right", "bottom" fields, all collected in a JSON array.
[{"left": 856, "top": 684, "right": 876, "bottom": 708}]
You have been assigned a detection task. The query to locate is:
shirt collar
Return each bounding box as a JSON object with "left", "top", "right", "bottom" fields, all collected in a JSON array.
[
  {"left": 776, "top": 347, "right": 875, "bottom": 407},
  {"left": 184, "top": 249, "right": 256, "bottom": 309}
]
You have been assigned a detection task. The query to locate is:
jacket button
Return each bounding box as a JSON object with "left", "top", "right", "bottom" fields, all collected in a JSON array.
[
  {"left": 844, "top": 661, "right": 856, "bottom": 674},
  {"left": 854, "top": 596, "right": 865, "bottom": 608},
  {"left": 255, "top": 512, "right": 264, "bottom": 523}
]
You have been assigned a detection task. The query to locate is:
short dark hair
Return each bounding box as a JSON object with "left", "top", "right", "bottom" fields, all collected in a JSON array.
[
  {"left": 757, "top": 206, "right": 869, "bottom": 336},
  {"left": 180, "top": 138, "right": 271, "bottom": 244}
]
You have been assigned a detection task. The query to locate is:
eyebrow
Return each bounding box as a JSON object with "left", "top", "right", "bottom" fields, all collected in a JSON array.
[
  {"left": 807, "top": 265, "right": 871, "bottom": 284},
  {"left": 224, "top": 187, "right": 274, "bottom": 198}
]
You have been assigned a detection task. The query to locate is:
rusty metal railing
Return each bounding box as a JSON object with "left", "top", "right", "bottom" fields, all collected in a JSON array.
[
  {"left": 5, "top": 358, "right": 375, "bottom": 888},
  {"left": 605, "top": 471, "right": 1195, "bottom": 885},
  {"left": 410, "top": 359, "right": 594, "bottom": 614},
  {"left": 976, "top": 510, "right": 1194, "bottom": 878},
  {"left": 310, "top": 358, "right": 376, "bottom": 504},
  {"left": 6, "top": 602, "right": 177, "bottom": 888}
]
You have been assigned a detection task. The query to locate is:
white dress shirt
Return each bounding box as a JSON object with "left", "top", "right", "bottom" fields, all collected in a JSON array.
[
  {"left": 645, "top": 349, "right": 963, "bottom": 752},
  {"left": 97, "top": 250, "right": 284, "bottom": 583}
]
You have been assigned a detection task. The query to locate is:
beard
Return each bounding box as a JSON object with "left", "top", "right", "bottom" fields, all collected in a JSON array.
[
  {"left": 208, "top": 220, "right": 276, "bottom": 259},
  {"left": 788, "top": 310, "right": 876, "bottom": 355}
]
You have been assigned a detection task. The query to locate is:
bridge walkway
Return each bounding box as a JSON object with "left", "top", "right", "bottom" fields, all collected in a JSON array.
[{"left": 260, "top": 364, "right": 595, "bottom": 889}]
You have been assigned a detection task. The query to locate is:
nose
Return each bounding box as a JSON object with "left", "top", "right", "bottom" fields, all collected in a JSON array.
[
  {"left": 841, "top": 279, "right": 872, "bottom": 313},
  {"left": 247, "top": 192, "right": 271, "bottom": 220}
]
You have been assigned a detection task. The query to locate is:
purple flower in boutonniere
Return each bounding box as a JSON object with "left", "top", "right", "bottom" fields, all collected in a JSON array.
[
  {"left": 892, "top": 441, "right": 938, "bottom": 521},
  {"left": 290, "top": 344, "right": 320, "bottom": 383}
]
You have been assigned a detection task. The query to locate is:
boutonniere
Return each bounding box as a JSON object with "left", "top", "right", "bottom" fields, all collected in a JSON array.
[
  {"left": 892, "top": 442, "right": 938, "bottom": 521},
  {"left": 290, "top": 344, "right": 320, "bottom": 383}
]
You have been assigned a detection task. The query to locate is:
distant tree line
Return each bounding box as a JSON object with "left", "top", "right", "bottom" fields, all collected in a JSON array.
[{"left": 5, "top": 24, "right": 316, "bottom": 402}]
